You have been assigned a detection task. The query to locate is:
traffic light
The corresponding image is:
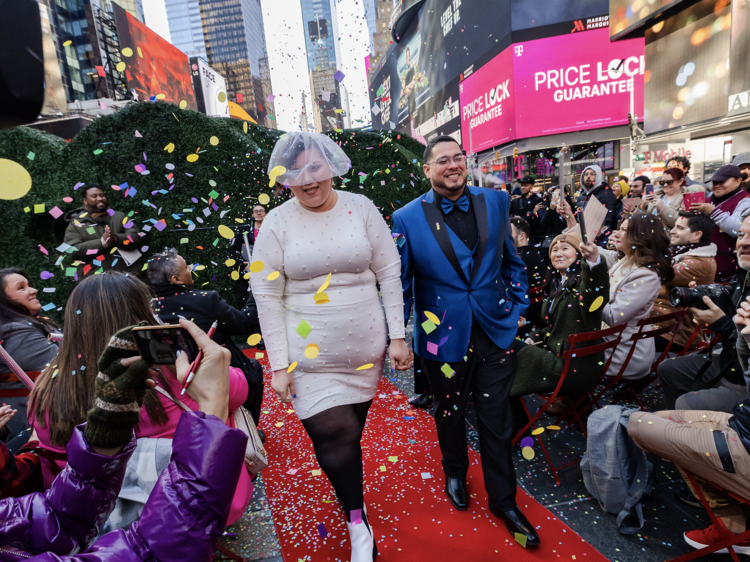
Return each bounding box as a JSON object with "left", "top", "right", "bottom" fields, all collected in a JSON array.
[{"left": 512, "top": 147, "right": 519, "bottom": 158}]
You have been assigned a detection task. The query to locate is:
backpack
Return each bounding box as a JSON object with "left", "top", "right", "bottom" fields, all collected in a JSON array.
[{"left": 580, "top": 405, "right": 659, "bottom": 534}]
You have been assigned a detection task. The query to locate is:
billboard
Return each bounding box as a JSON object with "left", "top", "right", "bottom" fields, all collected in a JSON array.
[
  {"left": 190, "top": 57, "right": 228, "bottom": 117},
  {"left": 513, "top": 28, "right": 644, "bottom": 138},
  {"left": 643, "top": 0, "right": 730, "bottom": 134},
  {"left": 458, "top": 28, "right": 644, "bottom": 152},
  {"left": 728, "top": 0, "right": 750, "bottom": 117},
  {"left": 459, "top": 47, "right": 515, "bottom": 153},
  {"left": 610, "top": 0, "right": 692, "bottom": 39},
  {"left": 113, "top": 5, "right": 197, "bottom": 109}
]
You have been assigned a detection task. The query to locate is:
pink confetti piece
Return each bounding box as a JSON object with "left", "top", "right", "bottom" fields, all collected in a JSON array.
[
  {"left": 426, "top": 341, "right": 439, "bottom": 355},
  {"left": 62, "top": 197, "right": 73, "bottom": 203},
  {"left": 48, "top": 206, "right": 63, "bottom": 219},
  {"left": 39, "top": 245, "right": 48, "bottom": 255},
  {"left": 73, "top": 182, "right": 84, "bottom": 190},
  {"left": 350, "top": 508, "right": 362, "bottom": 525}
]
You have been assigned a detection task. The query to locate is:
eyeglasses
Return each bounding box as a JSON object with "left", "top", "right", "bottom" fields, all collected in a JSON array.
[
  {"left": 660, "top": 179, "right": 676, "bottom": 186},
  {"left": 427, "top": 155, "right": 466, "bottom": 166}
]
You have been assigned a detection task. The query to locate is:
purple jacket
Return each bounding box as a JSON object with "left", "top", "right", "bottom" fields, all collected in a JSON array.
[{"left": 0, "top": 411, "right": 247, "bottom": 561}]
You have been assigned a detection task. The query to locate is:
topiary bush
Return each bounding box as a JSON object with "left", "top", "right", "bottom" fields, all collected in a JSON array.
[{"left": 0, "top": 101, "right": 428, "bottom": 321}]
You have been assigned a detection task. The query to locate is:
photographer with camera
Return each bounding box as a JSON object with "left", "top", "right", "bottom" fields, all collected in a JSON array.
[
  {"left": 650, "top": 212, "right": 717, "bottom": 353},
  {"left": 656, "top": 212, "right": 750, "bottom": 413}
]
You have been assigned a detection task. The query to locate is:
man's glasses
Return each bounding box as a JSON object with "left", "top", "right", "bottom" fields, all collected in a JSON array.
[{"left": 427, "top": 155, "right": 467, "bottom": 166}]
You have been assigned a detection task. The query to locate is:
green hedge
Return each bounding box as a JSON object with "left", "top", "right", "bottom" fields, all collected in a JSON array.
[{"left": 0, "top": 102, "right": 428, "bottom": 321}]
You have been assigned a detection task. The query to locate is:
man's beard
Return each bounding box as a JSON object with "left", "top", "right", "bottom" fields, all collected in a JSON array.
[{"left": 432, "top": 174, "right": 467, "bottom": 192}]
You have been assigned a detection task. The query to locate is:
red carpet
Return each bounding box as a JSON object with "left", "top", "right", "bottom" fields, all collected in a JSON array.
[{"left": 246, "top": 350, "right": 606, "bottom": 561}]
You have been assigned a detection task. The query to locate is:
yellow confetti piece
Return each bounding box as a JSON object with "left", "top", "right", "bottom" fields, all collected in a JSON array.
[
  {"left": 268, "top": 165, "right": 286, "bottom": 186},
  {"left": 179, "top": 100, "right": 187, "bottom": 109},
  {"left": 218, "top": 91, "right": 226, "bottom": 103},
  {"left": 356, "top": 363, "right": 374, "bottom": 370},
  {"left": 313, "top": 292, "right": 329, "bottom": 304},
  {"left": 546, "top": 425, "right": 561, "bottom": 430},
  {"left": 137, "top": 47, "right": 143, "bottom": 58},
  {"left": 63, "top": 40, "right": 72, "bottom": 46},
  {"left": 218, "top": 224, "right": 235, "bottom": 239},
  {"left": 194, "top": 265, "right": 205, "bottom": 271},
  {"left": 250, "top": 261, "right": 264, "bottom": 273},
  {"left": 0, "top": 159, "right": 32, "bottom": 200},
  {"left": 379, "top": 466, "right": 387, "bottom": 472},
  {"left": 115, "top": 61, "right": 126, "bottom": 72},
  {"left": 155, "top": 93, "right": 166, "bottom": 99},
  {"left": 230, "top": 270, "right": 239, "bottom": 281},
  {"left": 515, "top": 532, "right": 529, "bottom": 548},
  {"left": 122, "top": 47, "right": 133, "bottom": 57},
  {"left": 186, "top": 154, "right": 199, "bottom": 162},
  {"left": 267, "top": 271, "right": 280, "bottom": 281},
  {"left": 388, "top": 456, "right": 398, "bottom": 462},
  {"left": 317, "top": 272, "right": 332, "bottom": 294},
  {"left": 531, "top": 427, "right": 545, "bottom": 435},
  {"left": 304, "top": 344, "right": 320, "bottom": 359},
  {"left": 275, "top": 422, "right": 284, "bottom": 428},
  {"left": 287, "top": 362, "right": 298, "bottom": 373},
  {"left": 225, "top": 258, "right": 236, "bottom": 266},
  {"left": 589, "top": 296, "right": 604, "bottom": 312},
  {"left": 243, "top": 121, "right": 248, "bottom": 133},
  {"left": 164, "top": 142, "right": 175, "bottom": 153},
  {"left": 258, "top": 193, "right": 270, "bottom": 205},
  {"left": 522, "top": 446, "right": 535, "bottom": 460},
  {"left": 424, "top": 310, "right": 440, "bottom": 325},
  {"left": 311, "top": 469, "right": 322, "bottom": 476},
  {"left": 255, "top": 352, "right": 264, "bottom": 359},
  {"left": 247, "top": 334, "right": 262, "bottom": 346},
  {"left": 209, "top": 136, "right": 219, "bottom": 146}
]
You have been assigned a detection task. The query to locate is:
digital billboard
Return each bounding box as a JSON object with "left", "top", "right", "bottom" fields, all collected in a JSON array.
[
  {"left": 190, "top": 57, "right": 228, "bottom": 117},
  {"left": 728, "top": 0, "right": 750, "bottom": 116},
  {"left": 458, "top": 28, "right": 644, "bottom": 152},
  {"left": 643, "top": 0, "right": 730, "bottom": 134},
  {"left": 458, "top": 47, "right": 515, "bottom": 153},
  {"left": 610, "top": 0, "right": 692, "bottom": 40},
  {"left": 513, "top": 28, "right": 644, "bottom": 138},
  {"left": 113, "top": 5, "right": 197, "bottom": 110}
]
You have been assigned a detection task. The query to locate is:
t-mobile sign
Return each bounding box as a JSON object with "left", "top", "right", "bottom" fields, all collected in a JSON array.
[
  {"left": 459, "top": 47, "right": 515, "bottom": 154},
  {"left": 459, "top": 28, "right": 644, "bottom": 151}
]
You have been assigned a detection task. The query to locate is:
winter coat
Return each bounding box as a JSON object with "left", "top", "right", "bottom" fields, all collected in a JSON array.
[
  {"left": 650, "top": 244, "right": 717, "bottom": 349},
  {"left": 0, "top": 411, "right": 247, "bottom": 561},
  {"left": 511, "top": 258, "right": 609, "bottom": 399},
  {"left": 641, "top": 188, "right": 685, "bottom": 228},
  {"left": 62, "top": 207, "right": 142, "bottom": 272},
  {"left": 510, "top": 192, "right": 544, "bottom": 239},
  {"left": 0, "top": 322, "right": 58, "bottom": 437},
  {"left": 580, "top": 165, "right": 618, "bottom": 243}
]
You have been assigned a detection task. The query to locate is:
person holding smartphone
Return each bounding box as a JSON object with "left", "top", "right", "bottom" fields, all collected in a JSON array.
[{"left": 640, "top": 168, "right": 686, "bottom": 228}]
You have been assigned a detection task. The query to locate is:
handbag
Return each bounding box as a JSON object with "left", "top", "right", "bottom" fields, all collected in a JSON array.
[{"left": 154, "top": 385, "right": 268, "bottom": 475}]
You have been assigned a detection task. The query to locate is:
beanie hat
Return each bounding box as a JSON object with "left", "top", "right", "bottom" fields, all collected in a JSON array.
[
  {"left": 549, "top": 232, "right": 583, "bottom": 258},
  {"left": 616, "top": 180, "right": 630, "bottom": 197},
  {"left": 84, "top": 325, "right": 152, "bottom": 449},
  {"left": 731, "top": 152, "right": 750, "bottom": 168}
]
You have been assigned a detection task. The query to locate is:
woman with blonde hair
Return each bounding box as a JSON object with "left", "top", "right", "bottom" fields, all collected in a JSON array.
[{"left": 251, "top": 131, "right": 411, "bottom": 561}]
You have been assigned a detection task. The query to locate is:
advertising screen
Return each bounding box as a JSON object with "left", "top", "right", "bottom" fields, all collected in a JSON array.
[
  {"left": 190, "top": 57, "right": 228, "bottom": 117},
  {"left": 113, "top": 5, "right": 197, "bottom": 109},
  {"left": 610, "top": 0, "right": 691, "bottom": 39},
  {"left": 728, "top": 0, "right": 750, "bottom": 116},
  {"left": 513, "top": 28, "right": 644, "bottom": 138},
  {"left": 644, "top": 0, "right": 730, "bottom": 134},
  {"left": 458, "top": 47, "right": 515, "bottom": 153}
]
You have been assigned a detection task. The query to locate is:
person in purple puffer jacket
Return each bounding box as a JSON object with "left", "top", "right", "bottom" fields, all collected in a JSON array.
[{"left": 0, "top": 318, "right": 248, "bottom": 562}]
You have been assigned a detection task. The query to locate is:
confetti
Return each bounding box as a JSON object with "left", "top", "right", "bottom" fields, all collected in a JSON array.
[
  {"left": 247, "top": 334, "right": 262, "bottom": 346},
  {"left": 356, "top": 363, "right": 374, "bottom": 370},
  {"left": 304, "top": 343, "right": 319, "bottom": 359},
  {"left": 250, "top": 261, "right": 264, "bottom": 273}
]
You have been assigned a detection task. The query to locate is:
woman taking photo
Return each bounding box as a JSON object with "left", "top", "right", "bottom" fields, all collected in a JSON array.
[
  {"left": 251, "top": 132, "right": 411, "bottom": 561},
  {"left": 0, "top": 268, "right": 59, "bottom": 442},
  {"left": 557, "top": 204, "right": 674, "bottom": 380},
  {"left": 510, "top": 231, "right": 609, "bottom": 418},
  {"left": 641, "top": 167, "right": 686, "bottom": 228}
]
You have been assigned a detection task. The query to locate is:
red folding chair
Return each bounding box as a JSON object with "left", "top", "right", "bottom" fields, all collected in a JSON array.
[
  {"left": 666, "top": 471, "right": 750, "bottom": 562},
  {"left": 590, "top": 309, "right": 687, "bottom": 410},
  {"left": 512, "top": 324, "right": 627, "bottom": 486},
  {"left": 677, "top": 324, "right": 721, "bottom": 357},
  {"left": 216, "top": 544, "right": 247, "bottom": 562}
]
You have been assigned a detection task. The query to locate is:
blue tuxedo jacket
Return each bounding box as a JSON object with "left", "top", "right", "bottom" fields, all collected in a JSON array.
[{"left": 392, "top": 186, "right": 529, "bottom": 362}]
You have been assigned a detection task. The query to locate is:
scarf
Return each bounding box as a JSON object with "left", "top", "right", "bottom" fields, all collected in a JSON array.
[
  {"left": 669, "top": 241, "right": 709, "bottom": 260},
  {"left": 711, "top": 187, "right": 742, "bottom": 206}
]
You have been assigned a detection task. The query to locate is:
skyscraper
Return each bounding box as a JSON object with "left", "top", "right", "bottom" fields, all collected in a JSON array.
[
  {"left": 363, "top": 0, "right": 377, "bottom": 56},
  {"left": 300, "top": 0, "right": 344, "bottom": 132},
  {"left": 366, "top": 0, "right": 393, "bottom": 83},
  {"left": 164, "top": 0, "right": 276, "bottom": 128},
  {"left": 164, "top": 0, "right": 206, "bottom": 60}
]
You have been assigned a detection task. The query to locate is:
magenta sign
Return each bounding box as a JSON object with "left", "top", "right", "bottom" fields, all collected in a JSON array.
[
  {"left": 459, "top": 28, "right": 644, "bottom": 151},
  {"left": 459, "top": 47, "right": 515, "bottom": 154}
]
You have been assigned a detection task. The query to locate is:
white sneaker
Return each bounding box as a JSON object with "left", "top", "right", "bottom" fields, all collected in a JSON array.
[{"left": 346, "top": 504, "right": 377, "bottom": 562}]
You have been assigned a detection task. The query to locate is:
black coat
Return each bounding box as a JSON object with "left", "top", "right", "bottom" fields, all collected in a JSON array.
[
  {"left": 150, "top": 283, "right": 261, "bottom": 388},
  {"left": 510, "top": 193, "right": 544, "bottom": 239},
  {"left": 539, "top": 195, "right": 577, "bottom": 239}
]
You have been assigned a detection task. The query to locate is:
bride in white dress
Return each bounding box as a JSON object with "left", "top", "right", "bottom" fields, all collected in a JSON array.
[{"left": 250, "top": 132, "right": 412, "bottom": 562}]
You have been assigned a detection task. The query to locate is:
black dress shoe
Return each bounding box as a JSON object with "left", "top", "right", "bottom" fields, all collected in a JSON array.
[
  {"left": 445, "top": 477, "right": 469, "bottom": 511},
  {"left": 676, "top": 484, "right": 701, "bottom": 508},
  {"left": 409, "top": 394, "right": 433, "bottom": 409},
  {"left": 488, "top": 503, "right": 540, "bottom": 546}
]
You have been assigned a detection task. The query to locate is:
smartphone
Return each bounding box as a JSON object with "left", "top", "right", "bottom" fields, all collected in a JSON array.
[
  {"left": 131, "top": 325, "right": 199, "bottom": 365},
  {"left": 645, "top": 183, "right": 655, "bottom": 195}
]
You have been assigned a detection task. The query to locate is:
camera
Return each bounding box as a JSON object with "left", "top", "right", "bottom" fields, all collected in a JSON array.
[{"left": 669, "top": 284, "right": 734, "bottom": 316}]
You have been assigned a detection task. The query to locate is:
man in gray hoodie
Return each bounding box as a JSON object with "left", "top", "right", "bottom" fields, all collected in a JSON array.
[
  {"left": 578, "top": 164, "right": 618, "bottom": 245},
  {"left": 732, "top": 152, "right": 750, "bottom": 192}
]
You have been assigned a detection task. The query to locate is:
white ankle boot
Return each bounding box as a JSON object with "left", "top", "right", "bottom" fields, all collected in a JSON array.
[{"left": 346, "top": 505, "right": 377, "bottom": 562}]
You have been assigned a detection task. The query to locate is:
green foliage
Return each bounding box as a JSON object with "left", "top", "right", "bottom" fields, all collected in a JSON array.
[{"left": 0, "top": 102, "right": 428, "bottom": 321}]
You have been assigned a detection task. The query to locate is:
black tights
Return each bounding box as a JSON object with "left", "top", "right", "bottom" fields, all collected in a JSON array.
[{"left": 300, "top": 400, "right": 372, "bottom": 520}]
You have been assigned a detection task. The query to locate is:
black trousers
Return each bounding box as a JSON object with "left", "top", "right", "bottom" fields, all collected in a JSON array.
[
  {"left": 421, "top": 322, "right": 518, "bottom": 510},
  {"left": 413, "top": 354, "right": 432, "bottom": 396}
]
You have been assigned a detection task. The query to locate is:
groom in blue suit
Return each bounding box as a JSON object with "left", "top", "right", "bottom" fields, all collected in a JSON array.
[{"left": 392, "top": 136, "right": 539, "bottom": 546}]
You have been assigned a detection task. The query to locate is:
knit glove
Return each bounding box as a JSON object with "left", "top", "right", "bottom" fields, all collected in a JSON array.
[{"left": 84, "top": 326, "right": 151, "bottom": 449}]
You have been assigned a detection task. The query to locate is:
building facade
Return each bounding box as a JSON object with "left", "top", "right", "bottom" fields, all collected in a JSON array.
[
  {"left": 366, "top": 0, "right": 393, "bottom": 83},
  {"left": 164, "top": 0, "right": 275, "bottom": 127}
]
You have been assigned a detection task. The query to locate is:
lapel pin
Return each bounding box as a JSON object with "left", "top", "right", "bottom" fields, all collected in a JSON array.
[{"left": 436, "top": 223, "right": 440, "bottom": 230}]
